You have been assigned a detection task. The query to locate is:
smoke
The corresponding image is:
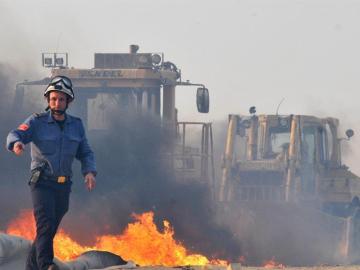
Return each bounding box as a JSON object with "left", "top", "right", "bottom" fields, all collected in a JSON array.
[
  {"left": 60, "top": 112, "right": 241, "bottom": 261},
  {"left": 214, "top": 201, "right": 349, "bottom": 266},
  {"left": 0, "top": 63, "right": 41, "bottom": 227}
]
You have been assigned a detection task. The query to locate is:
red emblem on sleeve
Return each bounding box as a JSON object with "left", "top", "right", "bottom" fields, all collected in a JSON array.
[{"left": 17, "top": 124, "right": 29, "bottom": 131}]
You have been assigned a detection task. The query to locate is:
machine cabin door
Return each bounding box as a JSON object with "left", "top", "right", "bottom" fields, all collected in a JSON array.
[
  {"left": 300, "top": 125, "right": 328, "bottom": 199},
  {"left": 300, "top": 126, "right": 317, "bottom": 196}
]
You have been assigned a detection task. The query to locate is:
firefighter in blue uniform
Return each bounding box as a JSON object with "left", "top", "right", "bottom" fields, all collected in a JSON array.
[{"left": 6, "top": 76, "right": 97, "bottom": 270}]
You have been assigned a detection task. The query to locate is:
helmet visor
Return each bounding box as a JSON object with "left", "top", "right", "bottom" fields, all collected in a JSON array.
[{"left": 50, "top": 76, "right": 73, "bottom": 89}]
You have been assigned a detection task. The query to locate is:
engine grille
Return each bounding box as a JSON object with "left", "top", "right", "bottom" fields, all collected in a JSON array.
[{"left": 234, "top": 171, "right": 286, "bottom": 201}]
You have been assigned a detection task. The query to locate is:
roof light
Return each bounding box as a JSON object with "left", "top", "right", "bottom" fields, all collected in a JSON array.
[
  {"left": 42, "top": 53, "right": 68, "bottom": 68},
  {"left": 55, "top": 57, "right": 64, "bottom": 66},
  {"left": 151, "top": 53, "right": 162, "bottom": 65},
  {"left": 44, "top": 57, "right": 53, "bottom": 67}
]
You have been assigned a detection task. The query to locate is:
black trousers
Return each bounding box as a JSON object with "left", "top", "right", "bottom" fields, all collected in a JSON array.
[{"left": 25, "top": 181, "right": 71, "bottom": 270}]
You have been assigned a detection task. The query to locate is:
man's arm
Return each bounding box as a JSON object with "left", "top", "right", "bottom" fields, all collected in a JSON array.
[{"left": 6, "top": 115, "right": 35, "bottom": 154}]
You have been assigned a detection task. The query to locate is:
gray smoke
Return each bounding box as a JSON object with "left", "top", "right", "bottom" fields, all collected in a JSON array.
[
  {"left": 0, "top": 63, "right": 37, "bottom": 226},
  {"left": 61, "top": 112, "right": 241, "bottom": 261}
]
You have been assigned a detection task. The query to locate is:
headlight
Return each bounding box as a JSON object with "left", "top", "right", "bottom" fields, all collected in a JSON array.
[
  {"left": 55, "top": 57, "right": 64, "bottom": 66},
  {"left": 44, "top": 58, "right": 53, "bottom": 66},
  {"left": 151, "top": 53, "right": 162, "bottom": 65}
]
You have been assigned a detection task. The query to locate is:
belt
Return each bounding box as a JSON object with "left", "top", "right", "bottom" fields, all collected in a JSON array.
[{"left": 41, "top": 175, "right": 70, "bottom": 184}]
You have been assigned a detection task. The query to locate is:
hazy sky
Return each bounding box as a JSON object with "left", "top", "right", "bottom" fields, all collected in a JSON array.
[{"left": 1, "top": 0, "right": 360, "bottom": 167}]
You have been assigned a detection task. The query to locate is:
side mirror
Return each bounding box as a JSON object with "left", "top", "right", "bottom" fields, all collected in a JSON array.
[
  {"left": 196, "top": 87, "right": 209, "bottom": 113},
  {"left": 249, "top": 106, "right": 256, "bottom": 115},
  {"left": 346, "top": 129, "right": 354, "bottom": 139}
]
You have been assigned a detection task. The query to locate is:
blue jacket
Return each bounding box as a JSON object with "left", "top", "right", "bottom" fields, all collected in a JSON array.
[{"left": 6, "top": 111, "right": 97, "bottom": 178}]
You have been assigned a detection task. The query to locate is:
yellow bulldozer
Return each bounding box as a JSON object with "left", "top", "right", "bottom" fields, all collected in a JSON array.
[{"left": 217, "top": 109, "right": 360, "bottom": 265}]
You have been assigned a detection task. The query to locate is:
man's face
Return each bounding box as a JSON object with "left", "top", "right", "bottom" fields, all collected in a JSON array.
[{"left": 48, "top": 91, "right": 68, "bottom": 113}]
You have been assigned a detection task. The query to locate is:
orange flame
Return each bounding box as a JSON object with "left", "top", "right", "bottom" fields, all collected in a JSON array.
[
  {"left": 6, "top": 209, "right": 36, "bottom": 240},
  {"left": 6, "top": 209, "right": 227, "bottom": 266},
  {"left": 263, "top": 257, "right": 286, "bottom": 269},
  {"left": 6, "top": 209, "right": 91, "bottom": 261}
]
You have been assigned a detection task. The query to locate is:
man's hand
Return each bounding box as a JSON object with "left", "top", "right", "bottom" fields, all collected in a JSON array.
[
  {"left": 84, "top": 172, "right": 96, "bottom": 191},
  {"left": 13, "top": 141, "right": 25, "bottom": 156}
]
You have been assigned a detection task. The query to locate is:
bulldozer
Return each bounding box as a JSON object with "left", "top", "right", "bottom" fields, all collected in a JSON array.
[
  {"left": 13, "top": 45, "right": 214, "bottom": 185},
  {"left": 217, "top": 110, "right": 360, "bottom": 265}
]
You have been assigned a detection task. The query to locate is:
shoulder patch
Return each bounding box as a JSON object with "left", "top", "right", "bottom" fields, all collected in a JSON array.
[{"left": 17, "top": 123, "right": 29, "bottom": 131}]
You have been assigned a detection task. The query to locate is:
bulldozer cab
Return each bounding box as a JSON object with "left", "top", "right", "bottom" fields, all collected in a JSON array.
[{"left": 220, "top": 112, "right": 359, "bottom": 213}]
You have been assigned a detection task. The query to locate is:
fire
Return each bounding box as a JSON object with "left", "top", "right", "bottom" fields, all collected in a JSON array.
[
  {"left": 6, "top": 209, "right": 91, "bottom": 261},
  {"left": 54, "top": 230, "right": 92, "bottom": 260},
  {"left": 6, "top": 209, "right": 227, "bottom": 266},
  {"left": 263, "top": 257, "right": 286, "bottom": 269},
  {"left": 6, "top": 209, "right": 36, "bottom": 240}
]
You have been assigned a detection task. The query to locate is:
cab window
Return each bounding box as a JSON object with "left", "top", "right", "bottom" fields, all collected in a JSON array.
[{"left": 268, "top": 127, "right": 290, "bottom": 157}]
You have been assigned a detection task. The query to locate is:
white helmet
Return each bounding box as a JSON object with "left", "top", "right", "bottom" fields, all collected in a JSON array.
[{"left": 44, "top": 76, "right": 74, "bottom": 100}]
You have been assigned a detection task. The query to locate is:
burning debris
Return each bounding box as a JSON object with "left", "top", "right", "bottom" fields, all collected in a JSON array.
[
  {"left": 5, "top": 209, "right": 227, "bottom": 266},
  {"left": 0, "top": 234, "right": 132, "bottom": 270}
]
